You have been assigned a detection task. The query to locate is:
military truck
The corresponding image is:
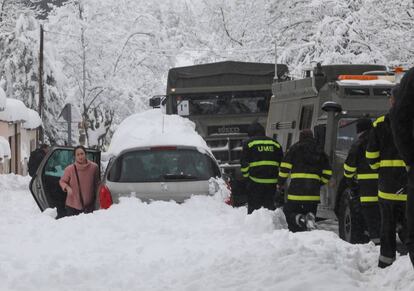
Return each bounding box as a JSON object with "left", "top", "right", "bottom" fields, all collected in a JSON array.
[
  {"left": 150, "top": 61, "right": 289, "bottom": 205},
  {"left": 266, "top": 63, "right": 402, "bottom": 243}
]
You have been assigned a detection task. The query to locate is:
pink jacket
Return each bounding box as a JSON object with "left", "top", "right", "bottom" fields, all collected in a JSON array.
[{"left": 59, "top": 161, "right": 100, "bottom": 210}]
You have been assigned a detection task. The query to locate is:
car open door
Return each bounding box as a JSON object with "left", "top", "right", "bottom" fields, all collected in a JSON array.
[{"left": 29, "top": 146, "right": 101, "bottom": 215}]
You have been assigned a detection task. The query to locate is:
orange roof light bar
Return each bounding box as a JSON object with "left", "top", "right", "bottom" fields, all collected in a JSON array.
[{"left": 338, "top": 75, "right": 378, "bottom": 80}]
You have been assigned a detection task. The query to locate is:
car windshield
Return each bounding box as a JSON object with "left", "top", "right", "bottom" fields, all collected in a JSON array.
[
  {"left": 175, "top": 90, "right": 271, "bottom": 116},
  {"left": 108, "top": 148, "right": 220, "bottom": 182}
]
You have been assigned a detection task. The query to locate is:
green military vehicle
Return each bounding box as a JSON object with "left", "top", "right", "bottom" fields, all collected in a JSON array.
[
  {"left": 266, "top": 63, "right": 402, "bottom": 243},
  {"left": 149, "top": 61, "right": 289, "bottom": 205}
]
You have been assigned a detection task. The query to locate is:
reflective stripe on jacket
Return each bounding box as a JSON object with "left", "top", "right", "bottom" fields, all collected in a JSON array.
[
  {"left": 365, "top": 115, "right": 407, "bottom": 202},
  {"left": 278, "top": 137, "right": 331, "bottom": 203},
  {"left": 240, "top": 136, "right": 283, "bottom": 184},
  {"left": 343, "top": 129, "right": 378, "bottom": 204}
]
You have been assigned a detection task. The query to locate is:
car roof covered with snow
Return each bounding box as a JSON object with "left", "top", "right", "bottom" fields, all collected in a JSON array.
[{"left": 106, "top": 109, "right": 211, "bottom": 156}]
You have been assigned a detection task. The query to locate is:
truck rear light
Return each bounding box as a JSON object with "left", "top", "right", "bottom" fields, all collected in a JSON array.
[{"left": 99, "top": 185, "right": 113, "bottom": 209}]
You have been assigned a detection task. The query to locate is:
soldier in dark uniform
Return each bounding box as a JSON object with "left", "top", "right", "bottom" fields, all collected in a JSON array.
[
  {"left": 343, "top": 118, "right": 380, "bottom": 244},
  {"left": 240, "top": 122, "right": 283, "bottom": 214},
  {"left": 390, "top": 67, "right": 414, "bottom": 268},
  {"left": 278, "top": 129, "right": 332, "bottom": 232},
  {"left": 366, "top": 86, "right": 407, "bottom": 268}
]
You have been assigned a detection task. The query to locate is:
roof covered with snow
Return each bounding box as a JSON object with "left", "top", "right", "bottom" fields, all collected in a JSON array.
[
  {"left": 22, "top": 108, "right": 42, "bottom": 129},
  {"left": 0, "top": 88, "right": 6, "bottom": 111},
  {"left": 107, "top": 109, "right": 210, "bottom": 156},
  {"left": 0, "top": 98, "right": 28, "bottom": 123}
]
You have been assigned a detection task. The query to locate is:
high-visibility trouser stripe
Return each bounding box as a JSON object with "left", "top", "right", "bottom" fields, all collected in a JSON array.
[
  {"left": 379, "top": 255, "right": 395, "bottom": 265},
  {"left": 249, "top": 161, "right": 279, "bottom": 167},
  {"left": 378, "top": 190, "right": 407, "bottom": 201},
  {"left": 344, "top": 163, "right": 357, "bottom": 172},
  {"left": 380, "top": 160, "right": 406, "bottom": 167},
  {"left": 241, "top": 166, "right": 249, "bottom": 173},
  {"left": 290, "top": 173, "right": 321, "bottom": 180},
  {"left": 280, "top": 162, "right": 292, "bottom": 169},
  {"left": 278, "top": 171, "right": 289, "bottom": 178},
  {"left": 360, "top": 196, "right": 379, "bottom": 203},
  {"left": 321, "top": 177, "right": 329, "bottom": 184},
  {"left": 248, "top": 140, "right": 280, "bottom": 148},
  {"left": 369, "top": 162, "right": 380, "bottom": 170},
  {"left": 357, "top": 173, "right": 379, "bottom": 180},
  {"left": 249, "top": 176, "right": 278, "bottom": 184},
  {"left": 242, "top": 173, "right": 249, "bottom": 178},
  {"left": 366, "top": 151, "right": 380, "bottom": 159},
  {"left": 287, "top": 194, "right": 320, "bottom": 201},
  {"left": 322, "top": 169, "right": 332, "bottom": 175},
  {"left": 344, "top": 172, "right": 355, "bottom": 178}
]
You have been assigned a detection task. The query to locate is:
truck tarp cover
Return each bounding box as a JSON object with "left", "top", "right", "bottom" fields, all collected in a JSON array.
[{"left": 167, "top": 61, "right": 288, "bottom": 93}]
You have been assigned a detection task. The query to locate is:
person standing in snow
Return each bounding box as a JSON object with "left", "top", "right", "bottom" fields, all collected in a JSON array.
[
  {"left": 240, "top": 122, "right": 283, "bottom": 214},
  {"left": 343, "top": 118, "right": 380, "bottom": 244},
  {"left": 59, "top": 145, "right": 100, "bottom": 216},
  {"left": 366, "top": 86, "right": 407, "bottom": 268},
  {"left": 278, "top": 129, "right": 332, "bottom": 232},
  {"left": 389, "top": 67, "right": 414, "bottom": 269},
  {"left": 28, "top": 144, "right": 49, "bottom": 177}
]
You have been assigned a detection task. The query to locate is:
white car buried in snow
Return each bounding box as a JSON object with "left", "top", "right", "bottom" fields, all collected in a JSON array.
[
  {"left": 30, "top": 110, "right": 224, "bottom": 214},
  {"left": 99, "top": 109, "right": 223, "bottom": 208}
]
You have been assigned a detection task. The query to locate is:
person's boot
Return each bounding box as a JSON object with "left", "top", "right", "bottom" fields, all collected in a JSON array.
[
  {"left": 305, "top": 212, "right": 317, "bottom": 230},
  {"left": 295, "top": 214, "right": 306, "bottom": 230}
]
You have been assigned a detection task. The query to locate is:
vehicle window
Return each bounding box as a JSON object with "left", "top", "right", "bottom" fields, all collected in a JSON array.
[
  {"left": 44, "top": 149, "right": 98, "bottom": 177},
  {"left": 44, "top": 149, "right": 74, "bottom": 177},
  {"left": 373, "top": 87, "right": 391, "bottom": 96},
  {"left": 344, "top": 88, "right": 370, "bottom": 96},
  {"left": 336, "top": 118, "right": 358, "bottom": 153},
  {"left": 299, "top": 104, "right": 314, "bottom": 130},
  {"left": 108, "top": 149, "right": 220, "bottom": 182},
  {"left": 175, "top": 90, "right": 271, "bottom": 116}
]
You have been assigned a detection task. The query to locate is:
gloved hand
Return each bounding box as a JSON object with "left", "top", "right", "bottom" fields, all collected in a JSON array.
[{"left": 348, "top": 188, "right": 361, "bottom": 213}]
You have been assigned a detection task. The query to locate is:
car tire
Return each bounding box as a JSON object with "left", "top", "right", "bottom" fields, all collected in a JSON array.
[{"left": 338, "top": 188, "right": 369, "bottom": 244}]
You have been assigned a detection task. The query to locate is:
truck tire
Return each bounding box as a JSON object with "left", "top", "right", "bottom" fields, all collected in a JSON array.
[{"left": 338, "top": 189, "right": 369, "bottom": 244}]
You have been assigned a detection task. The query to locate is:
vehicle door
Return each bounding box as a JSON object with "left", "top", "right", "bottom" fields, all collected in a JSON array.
[{"left": 30, "top": 146, "right": 101, "bottom": 212}]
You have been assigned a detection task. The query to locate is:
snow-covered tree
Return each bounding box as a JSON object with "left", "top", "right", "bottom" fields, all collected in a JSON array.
[{"left": 0, "top": 12, "right": 67, "bottom": 144}]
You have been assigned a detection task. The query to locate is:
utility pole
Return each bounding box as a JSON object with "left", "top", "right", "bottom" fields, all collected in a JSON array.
[
  {"left": 274, "top": 42, "right": 278, "bottom": 82},
  {"left": 38, "top": 24, "right": 44, "bottom": 145}
]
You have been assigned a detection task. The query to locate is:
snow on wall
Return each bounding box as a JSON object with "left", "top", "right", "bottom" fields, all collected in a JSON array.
[{"left": 0, "top": 136, "right": 11, "bottom": 159}]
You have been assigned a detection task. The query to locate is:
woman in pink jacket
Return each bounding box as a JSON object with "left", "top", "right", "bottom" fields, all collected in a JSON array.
[{"left": 59, "top": 145, "right": 100, "bottom": 216}]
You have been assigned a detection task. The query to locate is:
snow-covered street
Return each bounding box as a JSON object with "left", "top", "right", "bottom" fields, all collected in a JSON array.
[{"left": 1, "top": 174, "right": 413, "bottom": 291}]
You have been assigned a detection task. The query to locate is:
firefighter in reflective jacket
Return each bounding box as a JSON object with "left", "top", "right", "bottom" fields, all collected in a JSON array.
[
  {"left": 240, "top": 122, "right": 283, "bottom": 214},
  {"left": 343, "top": 118, "right": 380, "bottom": 244},
  {"left": 366, "top": 86, "right": 408, "bottom": 268},
  {"left": 278, "top": 129, "right": 332, "bottom": 232}
]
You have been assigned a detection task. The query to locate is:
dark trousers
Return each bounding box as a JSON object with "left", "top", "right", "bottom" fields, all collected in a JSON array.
[
  {"left": 283, "top": 202, "right": 318, "bottom": 232},
  {"left": 65, "top": 206, "right": 84, "bottom": 217},
  {"left": 361, "top": 204, "right": 381, "bottom": 244},
  {"left": 247, "top": 182, "right": 276, "bottom": 214},
  {"left": 378, "top": 200, "right": 407, "bottom": 268},
  {"left": 406, "top": 168, "right": 414, "bottom": 267}
]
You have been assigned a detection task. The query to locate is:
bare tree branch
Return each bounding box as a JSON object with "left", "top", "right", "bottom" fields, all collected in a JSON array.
[{"left": 219, "top": 7, "right": 243, "bottom": 46}]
